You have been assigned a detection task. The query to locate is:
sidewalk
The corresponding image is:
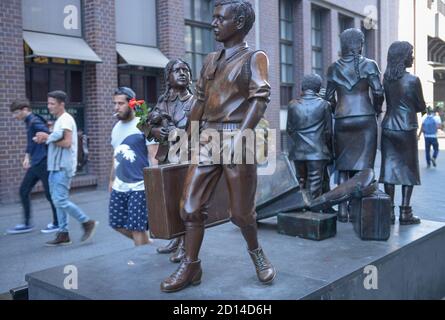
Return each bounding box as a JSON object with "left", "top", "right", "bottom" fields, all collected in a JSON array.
[{"left": 1, "top": 151, "right": 445, "bottom": 294}]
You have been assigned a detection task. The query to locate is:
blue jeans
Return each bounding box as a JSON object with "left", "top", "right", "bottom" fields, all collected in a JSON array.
[
  {"left": 49, "top": 170, "right": 89, "bottom": 232},
  {"left": 425, "top": 137, "right": 439, "bottom": 165}
]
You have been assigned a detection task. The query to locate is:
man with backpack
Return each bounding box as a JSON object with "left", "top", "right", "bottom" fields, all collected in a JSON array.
[
  {"left": 419, "top": 107, "right": 443, "bottom": 168},
  {"left": 7, "top": 99, "right": 59, "bottom": 234}
]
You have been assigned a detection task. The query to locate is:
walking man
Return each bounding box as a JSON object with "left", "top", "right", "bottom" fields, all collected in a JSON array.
[
  {"left": 34, "top": 91, "right": 97, "bottom": 246},
  {"left": 7, "top": 99, "right": 58, "bottom": 234},
  {"left": 109, "top": 87, "right": 158, "bottom": 246},
  {"left": 419, "top": 107, "right": 442, "bottom": 168}
]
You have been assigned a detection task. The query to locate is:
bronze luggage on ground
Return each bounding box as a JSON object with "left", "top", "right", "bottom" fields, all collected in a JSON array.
[
  {"left": 350, "top": 190, "right": 392, "bottom": 241},
  {"left": 144, "top": 164, "right": 230, "bottom": 239}
]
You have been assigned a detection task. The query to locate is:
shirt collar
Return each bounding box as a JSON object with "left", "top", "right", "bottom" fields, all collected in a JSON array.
[
  {"left": 24, "top": 113, "right": 33, "bottom": 123},
  {"left": 302, "top": 90, "right": 318, "bottom": 97},
  {"left": 216, "top": 42, "right": 249, "bottom": 62},
  {"left": 168, "top": 90, "right": 192, "bottom": 102}
]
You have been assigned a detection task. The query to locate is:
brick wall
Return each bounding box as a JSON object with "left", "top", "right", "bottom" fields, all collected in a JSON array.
[
  {"left": 0, "top": 0, "right": 27, "bottom": 204},
  {"left": 83, "top": 0, "right": 118, "bottom": 187},
  {"left": 158, "top": 0, "right": 186, "bottom": 59},
  {"left": 258, "top": 0, "right": 281, "bottom": 154},
  {"left": 0, "top": 0, "right": 398, "bottom": 204}
]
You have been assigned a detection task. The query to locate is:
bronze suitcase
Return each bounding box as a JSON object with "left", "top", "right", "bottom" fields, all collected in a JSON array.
[
  {"left": 144, "top": 164, "right": 231, "bottom": 239},
  {"left": 350, "top": 190, "right": 391, "bottom": 241}
]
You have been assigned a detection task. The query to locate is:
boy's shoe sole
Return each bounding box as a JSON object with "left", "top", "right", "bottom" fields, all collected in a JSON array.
[
  {"left": 45, "top": 241, "right": 72, "bottom": 247},
  {"left": 6, "top": 229, "right": 33, "bottom": 235}
]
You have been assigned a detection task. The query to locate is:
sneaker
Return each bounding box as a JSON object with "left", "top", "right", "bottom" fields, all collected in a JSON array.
[
  {"left": 81, "top": 220, "right": 98, "bottom": 242},
  {"left": 41, "top": 223, "right": 60, "bottom": 234},
  {"left": 45, "top": 232, "right": 72, "bottom": 246},
  {"left": 6, "top": 224, "right": 34, "bottom": 235},
  {"left": 432, "top": 158, "right": 437, "bottom": 167}
]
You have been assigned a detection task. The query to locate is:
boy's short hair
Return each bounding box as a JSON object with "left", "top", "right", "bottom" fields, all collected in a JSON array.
[
  {"left": 302, "top": 74, "right": 322, "bottom": 93},
  {"left": 215, "top": 0, "right": 255, "bottom": 36},
  {"left": 10, "top": 99, "right": 31, "bottom": 112},
  {"left": 47, "top": 90, "right": 67, "bottom": 104}
]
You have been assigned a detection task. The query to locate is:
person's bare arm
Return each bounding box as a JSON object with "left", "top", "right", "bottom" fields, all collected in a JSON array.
[
  {"left": 148, "top": 144, "right": 159, "bottom": 166},
  {"left": 109, "top": 157, "right": 115, "bottom": 192},
  {"left": 418, "top": 124, "right": 423, "bottom": 140},
  {"left": 54, "top": 130, "right": 72, "bottom": 148},
  {"left": 23, "top": 153, "right": 30, "bottom": 169}
]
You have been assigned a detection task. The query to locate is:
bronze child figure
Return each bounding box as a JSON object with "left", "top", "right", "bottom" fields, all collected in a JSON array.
[
  {"left": 148, "top": 59, "right": 194, "bottom": 263},
  {"left": 160, "top": 0, "right": 276, "bottom": 292},
  {"left": 287, "top": 74, "right": 333, "bottom": 202},
  {"left": 379, "top": 41, "right": 426, "bottom": 225},
  {"left": 325, "top": 28, "right": 384, "bottom": 223}
]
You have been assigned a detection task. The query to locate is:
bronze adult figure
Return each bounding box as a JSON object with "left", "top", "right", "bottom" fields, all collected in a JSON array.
[
  {"left": 161, "top": 0, "right": 276, "bottom": 292},
  {"left": 325, "top": 28, "right": 384, "bottom": 223},
  {"left": 149, "top": 59, "right": 194, "bottom": 262},
  {"left": 287, "top": 74, "right": 333, "bottom": 202},
  {"left": 380, "top": 41, "right": 426, "bottom": 225}
]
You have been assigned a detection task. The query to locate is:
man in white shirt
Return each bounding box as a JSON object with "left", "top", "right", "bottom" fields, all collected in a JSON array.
[
  {"left": 34, "top": 90, "right": 98, "bottom": 246},
  {"left": 109, "top": 87, "right": 158, "bottom": 246}
]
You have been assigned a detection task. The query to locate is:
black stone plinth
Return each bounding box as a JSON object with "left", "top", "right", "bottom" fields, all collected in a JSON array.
[{"left": 26, "top": 219, "right": 445, "bottom": 300}]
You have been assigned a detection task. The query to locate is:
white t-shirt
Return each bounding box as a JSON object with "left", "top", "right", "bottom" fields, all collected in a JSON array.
[
  {"left": 47, "top": 112, "right": 77, "bottom": 177},
  {"left": 111, "top": 117, "right": 156, "bottom": 192}
]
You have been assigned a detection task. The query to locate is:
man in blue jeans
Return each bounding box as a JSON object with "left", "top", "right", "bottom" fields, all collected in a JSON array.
[
  {"left": 7, "top": 99, "right": 59, "bottom": 234},
  {"left": 34, "top": 91, "right": 98, "bottom": 246},
  {"left": 419, "top": 107, "right": 443, "bottom": 168}
]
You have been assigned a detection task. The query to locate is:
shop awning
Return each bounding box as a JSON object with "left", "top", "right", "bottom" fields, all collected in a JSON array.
[
  {"left": 23, "top": 31, "right": 102, "bottom": 63},
  {"left": 116, "top": 43, "right": 168, "bottom": 68}
]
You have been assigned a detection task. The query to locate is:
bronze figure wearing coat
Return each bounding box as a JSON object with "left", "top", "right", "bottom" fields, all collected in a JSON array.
[
  {"left": 380, "top": 41, "right": 426, "bottom": 225},
  {"left": 287, "top": 74, "right": 333, "bottom": 201},
  {"left": 325, "top": 28, "right": 384, "bottom": 223}
]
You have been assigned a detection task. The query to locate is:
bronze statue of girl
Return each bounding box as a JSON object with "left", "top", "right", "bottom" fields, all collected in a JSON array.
[
  {"left": 325, "top": 28, "right": 384, "bottom": 223},
  {"left": 380, "top": 41, "right": 426, "bottom": 225}
]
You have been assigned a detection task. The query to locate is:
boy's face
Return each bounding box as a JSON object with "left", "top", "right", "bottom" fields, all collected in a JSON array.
[
  {"left": 12, "top": 108, "right": 29, "bottom": 121},
  {"left": 47, "top": 97, "right": 64, "bottom": 117},
  {"left": 212, "top": 5, "right": 239, "bottom": 43}
]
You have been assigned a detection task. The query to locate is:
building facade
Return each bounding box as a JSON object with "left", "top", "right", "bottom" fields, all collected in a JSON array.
[
  {"left": 396, "top": 0, "right": 445, "bottom": 109},
  {"left": 0, "top": 0, "right": 398, "bottom": 204}
]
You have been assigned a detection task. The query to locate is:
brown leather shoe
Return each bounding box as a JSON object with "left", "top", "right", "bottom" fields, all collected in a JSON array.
[
  {"left": 81, "top": 220, "right": 98, "bottom": 242},
  {"left": 248, "top": 247, "right": 276, "bottom": 284},
  {"left": 169, "top": 236, "right": 185, "bottom": 263},
  {"left": 399, "top": 206, "right": 421, "bottom": 225},
  {"left": 157, "top": 237, "right": 180, "bottom": 254},
  {"left": 45, "top": 232, "right": 72, "bottom": 246},
  {"left": 160, "top": 259, "right": 202, "bottom": 293}
]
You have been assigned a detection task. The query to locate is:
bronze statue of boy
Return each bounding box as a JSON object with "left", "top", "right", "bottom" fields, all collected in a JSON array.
[
  {"left": 287, "top": 74, "right": 333, "bottom": 202},
  {"left": 160, "top": 0, "right": 276, "bottom": 293}
]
